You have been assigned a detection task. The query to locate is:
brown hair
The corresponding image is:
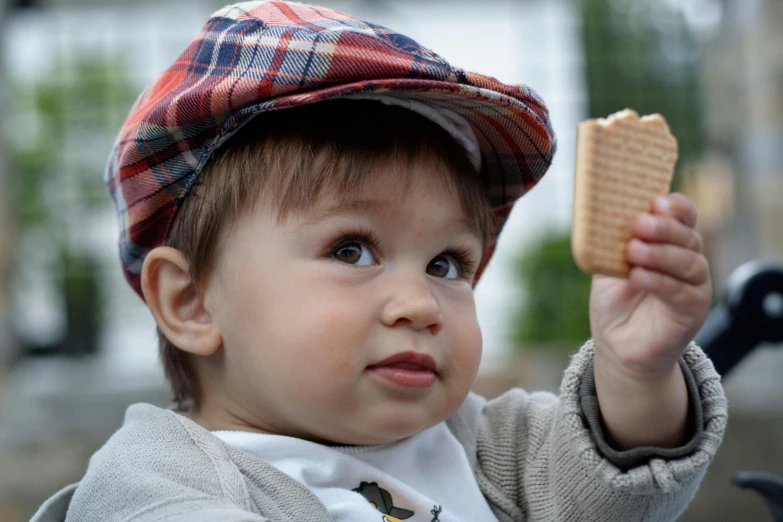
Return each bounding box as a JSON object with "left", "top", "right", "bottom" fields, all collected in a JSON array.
[{"left": 160, "top": 100, "right": 497, "bottom": 410}]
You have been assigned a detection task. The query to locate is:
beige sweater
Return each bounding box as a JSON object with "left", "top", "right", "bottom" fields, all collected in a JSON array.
[{"left": 31, "top": 340, "right": 727, "bottom": 522}]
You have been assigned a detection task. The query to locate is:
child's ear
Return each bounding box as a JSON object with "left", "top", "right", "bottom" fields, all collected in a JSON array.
[{"left": 141, "top": 247, "right": 222, "bottom": 357}]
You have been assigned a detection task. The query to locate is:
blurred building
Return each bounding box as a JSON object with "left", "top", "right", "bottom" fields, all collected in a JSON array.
[{"left": 692, "top": 0, "right": 783, "bottom": 284}]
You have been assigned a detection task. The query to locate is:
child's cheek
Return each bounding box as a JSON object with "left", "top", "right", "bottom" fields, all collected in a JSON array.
[
  {"left": 437, "top": 296, "right": 483, "bottom": 390},
  {"left": 450, "top": 312, "right": 483, "bottom": 380},
  {"left": 284, "top": 283, "right": 371, "bottom": 362}
]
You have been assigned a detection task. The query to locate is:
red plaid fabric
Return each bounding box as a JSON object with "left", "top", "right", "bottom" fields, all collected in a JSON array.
[{"left": 106, "top": 0, "right": 557, "bottom": 297}]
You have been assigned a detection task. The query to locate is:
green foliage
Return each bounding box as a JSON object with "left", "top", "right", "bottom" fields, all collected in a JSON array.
[
  {"left": 10, "top": 59, "right": 136, "bottom": 231},
  {"left": 8, "top": 57, "right": 137, "bottom": 355},
  {"left": 581, "top": 0, "right": 706, "bottom": 188},
  {"left": 511, "top": 232, "right": 592, "bottom": 350}
]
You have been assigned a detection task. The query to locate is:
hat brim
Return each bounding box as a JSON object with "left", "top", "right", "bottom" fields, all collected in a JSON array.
[{"left": 212, "top": 78, "right": 557, "bottom": 210}]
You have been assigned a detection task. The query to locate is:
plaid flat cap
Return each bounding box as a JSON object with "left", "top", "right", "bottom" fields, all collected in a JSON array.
[{"left": 106, "top": 0, "right": 557, "bottom": 298}]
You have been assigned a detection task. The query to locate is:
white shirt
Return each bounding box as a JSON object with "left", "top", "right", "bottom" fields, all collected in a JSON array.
[{"left": 214, "top": 422, "right": 499, "bottom": 522}]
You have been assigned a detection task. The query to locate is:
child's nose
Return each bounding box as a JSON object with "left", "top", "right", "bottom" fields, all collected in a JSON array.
[{"left": 381, "top": 277, "right": 443, "bottom": 335}]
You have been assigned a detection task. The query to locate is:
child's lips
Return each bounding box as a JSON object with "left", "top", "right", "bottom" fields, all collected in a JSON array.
[
  {"left": 367, "top": 352, "right": 438, "bottom": 389},
  {"left": 369, "top": 366, "right": 437, "bottom": 388}
]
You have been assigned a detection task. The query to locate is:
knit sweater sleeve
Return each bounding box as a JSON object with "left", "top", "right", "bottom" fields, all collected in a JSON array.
[{"left": 447, "top": 340, "right": 728, "bottom": 522}]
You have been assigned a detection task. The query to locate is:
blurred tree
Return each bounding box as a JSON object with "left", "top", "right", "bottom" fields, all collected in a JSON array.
[
  {"left": 511, "top": 232, "right": 592, "bottom": 351},
  {"left": 8, "top": 58, "right": 137, "bottom": 356},
  {"left": 581, "top": 0, "right": 706, "bottom": 187}
]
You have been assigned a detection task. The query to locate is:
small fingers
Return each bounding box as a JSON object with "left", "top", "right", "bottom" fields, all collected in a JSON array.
[
  {"left": 628, "top": 266, "right": 712, "bottom": 310},
  {"left": 652, "top": 193, "right": 698, "bottom": 228},
  {"left": 627, "top": 240, "right": 710, "bottom": 286},
  {"left": 634, "top": 213, "right": 703, "bottom": 252},
  {"left": 628, "top": 267, "right": 689, "bottom": 305}
]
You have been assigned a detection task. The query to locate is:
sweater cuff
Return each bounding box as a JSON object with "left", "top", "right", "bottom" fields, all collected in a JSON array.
[
  {"left": 579, "top": 352, "right": 703, "bottom": 469},
  {"left": 561, "top": 339, "right": 727, "bottom": 494}
]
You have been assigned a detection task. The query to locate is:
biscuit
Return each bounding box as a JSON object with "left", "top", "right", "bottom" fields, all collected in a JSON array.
[{"left": 571, "top": 109, "right": 678, "bottom": 277}]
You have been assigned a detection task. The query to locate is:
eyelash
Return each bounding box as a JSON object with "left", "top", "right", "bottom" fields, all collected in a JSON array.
[{"left": 327, "top": 226, "right": 478, "bottom": 278}]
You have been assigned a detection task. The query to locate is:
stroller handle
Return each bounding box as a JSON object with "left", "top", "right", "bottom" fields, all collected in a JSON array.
[{"left": 695, "top": 261, "right": 783, "bottom": 376}]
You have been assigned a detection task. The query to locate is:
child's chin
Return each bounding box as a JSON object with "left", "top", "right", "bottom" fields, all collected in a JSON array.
[
  {"left": 366, "top": 413, "right": 443, "bottom": 443},
  {"left": 322, "top": 417, "right": 435, "bottom": 446}
]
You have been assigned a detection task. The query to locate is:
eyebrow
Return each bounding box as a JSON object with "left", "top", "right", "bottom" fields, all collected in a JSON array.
[
  {"left": 303, "top": 198, "right": 396, "bottom": 224},
  {"left": 296, "top": 197, "right": 481, "bottom": 240}
]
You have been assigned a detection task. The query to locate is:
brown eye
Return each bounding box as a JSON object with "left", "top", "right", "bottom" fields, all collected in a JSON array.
[
  {"left": 427, "top": 255, "right": 459, "bottom": 279},
  {"left": 334, "top": 244, "right": 361, "bottom": 264},
  {"left": 333, "top": 242, "right": 375, "bottom": 266}
]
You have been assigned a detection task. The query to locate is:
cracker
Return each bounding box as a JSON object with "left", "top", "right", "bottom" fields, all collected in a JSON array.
[{"left": 571, "top": 109, "right": 678, "bottom": 277}]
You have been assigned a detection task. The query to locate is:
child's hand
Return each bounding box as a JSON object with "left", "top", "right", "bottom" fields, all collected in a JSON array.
[
  {"left": 589, "top": 193, "right": 712, "bottom": 380},
  {"left": 587, "top": 193, "right": 711, "bottom": 449}
]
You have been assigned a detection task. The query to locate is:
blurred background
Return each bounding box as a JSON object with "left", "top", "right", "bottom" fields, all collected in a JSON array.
[{"left": 0, "top": 0, "right": 781, "bottom": 520}]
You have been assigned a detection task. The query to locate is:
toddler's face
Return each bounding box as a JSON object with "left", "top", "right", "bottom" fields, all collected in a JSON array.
[{"left": 199, "top": 165, "right": 485, "bottom": 444}]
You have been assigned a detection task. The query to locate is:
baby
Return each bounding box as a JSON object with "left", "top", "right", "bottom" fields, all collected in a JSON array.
[{"left": 32, "top": 2, "right": 727, "bottom": 521}]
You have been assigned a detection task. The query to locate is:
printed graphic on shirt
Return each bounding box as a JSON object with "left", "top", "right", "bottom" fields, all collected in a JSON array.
[{"left": 352, "top": 481, "right": 443, "bottom": 522}]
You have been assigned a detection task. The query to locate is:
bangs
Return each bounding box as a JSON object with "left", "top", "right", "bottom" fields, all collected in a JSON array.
[{"left": 215, "top": 100, "right": 495, "bottom": 251}]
